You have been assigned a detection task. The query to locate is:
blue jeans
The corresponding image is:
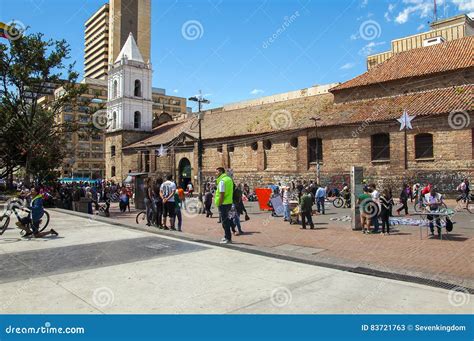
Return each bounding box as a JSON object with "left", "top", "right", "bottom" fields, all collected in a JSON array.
[
  {"left": 283, "top": 204, "right": 290, "bottom": 220},
  {"left": 372, "top": 215, "right": 380, "bottom": 232},
  {"left": 316, "top": 197, "right": 325, "bottom": 214},
  {"left": 175, "top": 207, "right": 182, "bottom": 231},
  {"left": 218, "top": 204, "right": 233, "bottom": 241},
  {"left": 144, "top": 198, "right": 153, "bottom": 224},
  {"left": 232, "top": 214, "right": 243, "bottom": 233}
]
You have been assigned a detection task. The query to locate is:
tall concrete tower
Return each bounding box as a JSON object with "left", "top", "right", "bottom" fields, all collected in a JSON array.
[{"left": 108, "top": 0, "right": 151, "bottom": 65}]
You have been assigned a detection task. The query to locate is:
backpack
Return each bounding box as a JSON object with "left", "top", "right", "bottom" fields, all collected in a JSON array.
[{"left": 445, "top": 217, "right": 453, "bottom": 232}]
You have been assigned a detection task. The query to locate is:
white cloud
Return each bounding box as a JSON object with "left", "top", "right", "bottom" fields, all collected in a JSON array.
[
  {"left": 452, "top": 0, "right": 474, "bottom": 12},
  {"left": 361, "top": 0, "right": 369, "bottom": 8},
  {"left": 350, "top": 33, "right": 359, "bottom": 40},
  {"left": 340, "top": 62, "right": 356, "bottom": 70},
  {"left": 417, "top": 23, "right": 426, "bottom": 31},
  {"left": 384, "top": 12, "right": 392, "bottom": 21},
  {"left": 388, "top": 3, "right": 396, "bottom": 12},
  {"left": 173, "top": 89, "right": 179, "bottom": 93},
  {"left": 394, "top": 0, "right": 442, "bottom": 24},
  {"left": 250, "top": 89, "right": 264, "bottom": 95},
  {"left": 359, "top": 41, "right": 386, "bottom": 56}
]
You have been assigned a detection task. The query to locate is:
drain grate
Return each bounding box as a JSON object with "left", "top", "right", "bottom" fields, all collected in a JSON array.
[{"left": 352, "top": 267, "right": 474, "bottom": 294}]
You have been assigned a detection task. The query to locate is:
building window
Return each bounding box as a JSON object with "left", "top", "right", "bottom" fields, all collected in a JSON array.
[
  {"left": 111, "top": 166, "right": 116, "bottom": 177},
  {"left": 112, "top": 111, "right": 117, "bottom": 129},
  {"left": 144, "top": 151, "right": 150, "bottom": 173},
  {"left": 251, "top": 142, "right": 258, "bottom": 151},
  {"left": 134, "top": 111, "right": 141, "bottom": 129},
  {"left": 113, "top": 80, "right": 118, "bottom": 98},
  {"left": 371, "top": 133, "right": 390, "bottom": 161},
  {"left": 228, "top": 145, "right": 235, "bottom": 153},
  {"left": 290, "top": 137, "right": 298, "bottom": 148},
  {"left": 134, "top": 79, "right": 141, "bottom": 97},
  {"left": 111, "top": 145, "right": 116, "bottom": 157},
  {"left": 263, "top": 140, "right": 272, "bottom": 150},
  {"left": 415, "top": 133, "right": 433, "bottom": 159},
  {"left": 308, "top": 138, "right": 323, "bottom": 162}
]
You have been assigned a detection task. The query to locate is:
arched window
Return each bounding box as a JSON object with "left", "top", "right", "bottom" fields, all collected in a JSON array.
[
  {"left": 134, "top": 111, "right": 141, "bottom": 129},
  {"left": 113, "top": 80, "right": 118, "bottom": 98},
  {"left": 111, "top": 166, "right": 116, "bottom": 177},
  {"left": 251, "top": 142, "right": 258, "bottom": 151},
  {"left": 263, "top": 140, "right": 272, "bottom": 150},
  {"left": 134, "top": 79, "right": 141, "bottom": 97},
  {"left": 415, "top": 133, "right": 433, "bottom": 159},
  {"left": 371, "top": 133, "right": 390, "bottom": 161},
  {"left": 112, "top": 111, "right": 117, "bottom": 129}
]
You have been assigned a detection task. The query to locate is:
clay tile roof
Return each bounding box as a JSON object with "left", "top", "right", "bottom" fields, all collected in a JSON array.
[
  {"left": 123, "top": 85, "right": 472, "bottom": 149},
  {"left": 331, "top": 36, "right": 474, "bottom": 91}
]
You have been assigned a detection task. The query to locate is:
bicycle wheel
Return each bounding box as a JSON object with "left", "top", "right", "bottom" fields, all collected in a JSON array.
[
  {"left": 0, "top": 215, "right": 10, "bottom": 235},
  {"left": 136, "top": 211, "right": 146, "bottom": 224},
  {"left": 37, "top": 211, "right": 50, "bottom": 233},
  {"left": 333, "top": 197, "right": 344, "bottom": 208}
]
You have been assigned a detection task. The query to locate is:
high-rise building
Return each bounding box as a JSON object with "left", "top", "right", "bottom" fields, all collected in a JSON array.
[
  {"left": 84, "top": 3, "right": 110, "bottom": 80},
  {"left": 108, "top": 0, "right": 151, "bottom": 65},
  {"left": 367, "top": 14, "right": 474, "bottom": 69}
]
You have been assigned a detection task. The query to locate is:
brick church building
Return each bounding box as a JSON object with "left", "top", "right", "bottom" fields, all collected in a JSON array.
[{"left": 106, "top": 35, "right": 473, "bottom": 194}]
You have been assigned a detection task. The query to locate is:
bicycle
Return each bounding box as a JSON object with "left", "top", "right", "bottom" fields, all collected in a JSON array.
[
  {"left": 455, "top": 193, "right": 474, "bottom": 214},
  {"left": 0, "top": 200, "right": 50, "bottom": 236},
  {"left": 135, "top": 210, "right": 147, "bottom": 224},
  {"left": 332, "top": 195, "right": 351, "bottom": 208}
]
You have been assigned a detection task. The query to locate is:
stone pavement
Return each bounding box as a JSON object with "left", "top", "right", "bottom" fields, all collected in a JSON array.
[
  {"left": 0, "top": 210, "right": 472, "bottom": 314},
  {"left": 104, "top": 199, "right": 474, "bottom": 289}
]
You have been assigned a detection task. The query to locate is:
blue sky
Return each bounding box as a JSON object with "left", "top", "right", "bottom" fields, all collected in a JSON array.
[{"left": 1, "top": 0, "right": 473, "bottom": 109}]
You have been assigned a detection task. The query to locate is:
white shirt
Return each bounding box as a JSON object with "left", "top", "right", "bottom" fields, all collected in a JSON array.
[
  {"left": 371, "top": 189, "right": 380, "bottom": 202},
  {"left": 218, "top": 180, "right": 225, "bottom": 193},
  {"left": 160, "top": 181, "right": 176, "bottom": 202}
]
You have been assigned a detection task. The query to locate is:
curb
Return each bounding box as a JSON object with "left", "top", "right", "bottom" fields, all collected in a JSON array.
[{"left": 51, "top": 208, "right": 474, "bottom": 294}]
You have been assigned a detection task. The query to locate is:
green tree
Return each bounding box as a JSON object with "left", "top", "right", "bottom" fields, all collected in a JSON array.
[{"left": 0, "top": 31, "right": 89, "bottom": 187}]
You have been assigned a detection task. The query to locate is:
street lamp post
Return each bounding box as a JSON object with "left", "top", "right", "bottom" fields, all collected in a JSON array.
[
  {"left": 310, "top": 116, "right": 321, "bottom": 184},
  {"left": 188, "top": 92, "right": 210, "bottom": 198}
]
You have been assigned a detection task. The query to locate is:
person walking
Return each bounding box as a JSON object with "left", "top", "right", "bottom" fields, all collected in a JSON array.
[
  {"left": 154, "top": 178, "right": 164, "bottom": 228},
  {"left": 160, "top": 175, "right": 177, "bottom": 230},
  {"left": 204, "top": 189, "right": 213, "bottom": 217},
  {"left": 380, "top": 189, "right": 393, "bottom": 235},
  {"left": 214, "top": 167, "right": 234, "bottom": 244},
  {"left": 299, "top": 189, "right": 314, "bottom": 229},
  {"left": 315, "top": 185, "right": 326, "bottom": 215},
  {"left": 173, "top": 191, "right": 183, "bottom": 232},
  {"left": 370, "top": 183, "right": 380, "bottom": 233},
  {"left": 396, "top": 184, "right": 410, "bottom": 216},
  {"left": 358, "top": 186, "right": 373, "bottom": 234},
  {"left": 282, "top": 185, "right": 290, "bottom": 222},
  {"left": 144, "top": 178, "right": 154, "bottom": 226},
  {"left": 231, "top": 184, "right": 245, "bottom": 235}
]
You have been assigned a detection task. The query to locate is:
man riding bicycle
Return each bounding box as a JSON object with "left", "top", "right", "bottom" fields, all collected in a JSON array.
[{"left": 16, "top": 186, "right": 58, "bottom": 238}]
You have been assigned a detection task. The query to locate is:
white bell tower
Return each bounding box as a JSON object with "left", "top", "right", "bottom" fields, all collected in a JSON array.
[{"left": 107, "top": 33, "right": 153, "bottom": 132}]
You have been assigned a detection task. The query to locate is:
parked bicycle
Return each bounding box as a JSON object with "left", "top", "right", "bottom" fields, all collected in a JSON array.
[
  {"left": 332, "top": 195, "right": 351, "bottom": 208},
  {"left": 0, "top": 199, "right": 50, "bottom": 236},
  {"left": 135, "top": 210, "right": 148, "bottom": 224}
]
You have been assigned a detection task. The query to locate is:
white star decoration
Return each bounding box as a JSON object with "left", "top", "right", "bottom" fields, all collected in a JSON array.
[
  {"left": 397, "top": 110, "right": 415, "bottom": 131},
  {"left": 157, "top": 144, "right": 167, "bottom": 157}
]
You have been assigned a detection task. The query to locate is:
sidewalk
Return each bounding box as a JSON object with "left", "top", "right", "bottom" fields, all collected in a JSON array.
[{"left": 102, "top": 199, "right": 474, "bottom": 289}]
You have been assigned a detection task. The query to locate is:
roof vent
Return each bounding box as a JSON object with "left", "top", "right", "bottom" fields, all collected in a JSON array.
[{"left": 422, "top": 36, "right": 445, "bottom": 47}]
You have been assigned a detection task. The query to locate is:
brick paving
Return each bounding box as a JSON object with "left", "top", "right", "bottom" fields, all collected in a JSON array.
[{"left": 103, "top": 199, "right": 473, "bottom": 288}]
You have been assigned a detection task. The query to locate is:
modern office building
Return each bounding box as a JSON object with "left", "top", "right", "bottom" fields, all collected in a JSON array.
[
  {"left": 84, "top": 3, "right": 110, "bottom": 80},
  {"left": 367, "top": 14, "right": 474, "bottom": 69}
]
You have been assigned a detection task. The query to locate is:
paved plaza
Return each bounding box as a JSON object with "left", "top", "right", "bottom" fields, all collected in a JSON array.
[{"left": 0, "top": 208, "right": 472, "bottom": 314}]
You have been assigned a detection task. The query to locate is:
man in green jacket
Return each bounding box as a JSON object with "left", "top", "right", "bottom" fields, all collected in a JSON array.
[
  {"left": 299, "top": 188, "right": 315, "bottom": 229},
  {"left": 214, "top": 167, "right": 234, "bottom": 244}
]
